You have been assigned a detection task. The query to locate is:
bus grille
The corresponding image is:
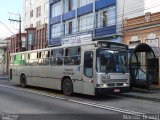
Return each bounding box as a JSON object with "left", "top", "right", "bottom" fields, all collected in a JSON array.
[
  {"left": 107, "top": 83, "right": 125, "bottom": 87},
  {"left": 107, "top": 79, "right": 127, "bottom": 83}
]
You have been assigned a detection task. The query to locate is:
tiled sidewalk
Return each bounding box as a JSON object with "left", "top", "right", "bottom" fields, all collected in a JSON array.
[{"left": 121, "top": 88, "right": 160, "bottom": 102}]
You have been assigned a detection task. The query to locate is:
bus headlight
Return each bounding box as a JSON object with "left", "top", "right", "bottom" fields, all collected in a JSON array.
[{"left": 123, "top": 83, "right": 129, "bottom": 86}]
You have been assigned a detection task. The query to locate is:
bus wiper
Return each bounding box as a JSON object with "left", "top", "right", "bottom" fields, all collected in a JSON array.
[
  {"left": 120, "top": 58, "right": 126, "bottom": 74},
  {"left": 106, "top": 69, "right": 110, "bottom": 74}
]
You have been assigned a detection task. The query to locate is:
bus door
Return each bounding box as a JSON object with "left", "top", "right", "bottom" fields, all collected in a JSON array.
[{"left": 83, "top": 51, "right": 94, "bottom": 95}]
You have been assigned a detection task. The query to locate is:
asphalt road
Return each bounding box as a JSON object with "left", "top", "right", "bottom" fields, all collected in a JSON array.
[
  {"left": 0, "top": 79, "right": 159, "bottom": 120},
  {"left": 0, "top": 79, "right": 126, "bottom": 120}
]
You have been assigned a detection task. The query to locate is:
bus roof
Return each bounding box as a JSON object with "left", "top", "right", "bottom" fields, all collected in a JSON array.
[{"left": 10, "top": 41, "right": 127, "bottom": 55}]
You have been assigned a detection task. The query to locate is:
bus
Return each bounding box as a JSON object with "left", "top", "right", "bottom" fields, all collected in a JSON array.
[{"left": 9, "top": 41, "right": 130, "bottom": 96}]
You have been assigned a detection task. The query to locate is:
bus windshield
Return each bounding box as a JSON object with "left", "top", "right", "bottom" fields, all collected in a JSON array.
[{"left": 96, "top": 49, "right": 128, "bottom": 73}]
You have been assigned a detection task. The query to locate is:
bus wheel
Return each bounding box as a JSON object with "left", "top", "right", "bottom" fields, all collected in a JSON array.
[
  {"left": 62, "top": 78, "right": 73, "bottom": 96},
  {"left": 20, "top": 75, "right": 27, "bottom": 88}
]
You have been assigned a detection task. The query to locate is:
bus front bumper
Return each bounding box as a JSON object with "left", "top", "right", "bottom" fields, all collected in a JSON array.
[{"left": 95, "top": 87, "right": 130, "bottom": 95}]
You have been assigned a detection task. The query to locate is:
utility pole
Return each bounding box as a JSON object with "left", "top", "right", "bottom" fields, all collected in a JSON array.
[{"left": 8, "top": 14, "right": 22, "bottom": 52}]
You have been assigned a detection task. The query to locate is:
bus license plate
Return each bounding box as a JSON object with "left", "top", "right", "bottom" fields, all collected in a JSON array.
[{"left": 114, "top": 89, "right": 120, "bottom": 93}]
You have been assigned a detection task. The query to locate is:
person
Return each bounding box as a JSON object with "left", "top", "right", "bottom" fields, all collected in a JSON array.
[{"left": 71, "top": 58, "right": 76, "bottom": 65}]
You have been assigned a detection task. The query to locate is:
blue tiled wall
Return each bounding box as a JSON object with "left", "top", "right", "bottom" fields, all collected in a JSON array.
[
  {"left": 50, "top": 15, "right": 61, "bottom": 24},
  {"left": 95, "top": 0, "right": 116, "bottom": 10},
  {"left": 49, "top": 38, "right": 61, "bottom": 46},
  {"left": 62, "top": 10, "right": 76, "bottom": 21},
  {"left": 77, "top": 3, "right": 93, "bottom": 16},
  {"left": 50, "top": 0, "right": 60, "bottom": 4},
  {"left": 95, "top": 25, "right": 116, "bottom": 37}
]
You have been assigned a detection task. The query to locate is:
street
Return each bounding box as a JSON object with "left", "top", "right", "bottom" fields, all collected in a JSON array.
[{"left": 0, "top": 79, "right": 160, "bottom": 120}]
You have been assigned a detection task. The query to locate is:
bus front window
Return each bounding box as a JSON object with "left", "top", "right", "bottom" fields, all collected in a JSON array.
[
  {"left": 115, "top": 51, "right": 128, "bottom": 73},
  {"left": 96, "top": 49, "right": 128, "bottom": 73}
]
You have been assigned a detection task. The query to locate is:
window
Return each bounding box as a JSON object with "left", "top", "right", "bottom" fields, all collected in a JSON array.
[
  {"left": 44, "top": 17, "right": 48, "bottom": 23},
  {"left": 65, "top": 19, "right": 76, "bottom": 35},
  {"left": 51, "top": 2, "right": 61, "bottom": 17},
  {"left": 96, "top": 49, "right": 128, "bottom": 73},
  {"left": 50, "top": 49, "right": 64, "bottom": 66},
  {"left": 30, "top": 10, "right": 33, "bottom": 18},
  {"left": 30, "top": 0, "right": 35, "bottom": 5},
  {"left": 44, "top": 2, "right": 48, "bottom": 12},
  {"left": 29, "top": 52, "right": 38, "bottom": 66},
  {"left": 64, "top": 47, "right": 81, "bottom": 65},
  {"left": 64, "top": 0, "right": 76, "bottom": 13},
  {"left": 84, "top": 51, "right": 93, "bottom": 78},
  {"left": 79, "top": 13, "right": 93, "bottom": 32},
  {"left": 38, "top": 51, "right": 50, "bottom": 65},
  {"left": 51, "top": 23, "right": 62, "bottom": 38},
  {"left": 20, "top": 54, "right": 27, "bottom": 66},
  {"left": 36, "top": 20, "right": 41, "bottom": 27},
  {"left": 96, "top": 5, "right": 116, "bottom": 28},
  {"left": 25, "top": 0, "right": 29, "bottom": 8},
  {"left": 36, "top": 6, "right": 41, "bottom": 17},
  {"left": 79, "top": 0, "right": 93, "bottom": 7},
  {"left": 10, "top": 55, "right": 15, "bottom": 64}
]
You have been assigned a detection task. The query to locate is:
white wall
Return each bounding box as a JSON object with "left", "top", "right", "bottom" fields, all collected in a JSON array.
[
  {"left": 116, "top": 0, "right": 160, "bottom": 34},
  {"left": 23, "top": 0, "right": 49, "bottom": 29},
  {"left": 0, "top": 49, "right": 4, "bottom": 75}
]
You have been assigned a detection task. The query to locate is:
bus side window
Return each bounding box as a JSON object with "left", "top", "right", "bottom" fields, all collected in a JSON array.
[
  {"left": 50, "top": 49, "right": 63, "bottom": 66},
  {"left": 64, "top": 47, "right": 81, "bottom": 65}
]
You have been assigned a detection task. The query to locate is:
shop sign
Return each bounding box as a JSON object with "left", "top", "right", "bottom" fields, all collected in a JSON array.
[{"left": 61, "top": 34, "right": 92, "bottom": 46}]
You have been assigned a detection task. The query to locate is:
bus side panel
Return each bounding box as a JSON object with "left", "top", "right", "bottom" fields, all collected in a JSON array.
[
  {"left": 66, "top": 66, "right": 83, "bottom": 94},
  {"left": 29, "top": 66, "right": 62, "bottom": 90},
  {"left": 11, "top": 65, "right": 20, "bottom": 85}
]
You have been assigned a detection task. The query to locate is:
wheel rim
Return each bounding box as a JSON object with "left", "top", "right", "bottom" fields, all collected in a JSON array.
[
  {"left": 21, "top": 76, "right": 26, "bottom": 87},
  {"left": 64, "top": 81, "right": 71, "bottom": 93}
]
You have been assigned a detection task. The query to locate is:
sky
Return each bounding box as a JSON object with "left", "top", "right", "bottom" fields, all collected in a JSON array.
[{"left": 0, "top": 0, "right": 23, "bottom": 40}]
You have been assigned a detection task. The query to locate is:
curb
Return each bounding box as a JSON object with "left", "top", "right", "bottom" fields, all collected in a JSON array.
[
  {"left": 120, "top": 93, "right": 160, "bottom": 102},
  {"left": 0, "top": 77, "right": 9, "bottom": 80}
]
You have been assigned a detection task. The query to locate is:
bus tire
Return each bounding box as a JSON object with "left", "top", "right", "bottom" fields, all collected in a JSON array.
[
  {"left": 20, "top": 75, "right": 27, "bottom": 88},
  {"left": 62, "top": 78, "right": 73, "bottom": 96}
]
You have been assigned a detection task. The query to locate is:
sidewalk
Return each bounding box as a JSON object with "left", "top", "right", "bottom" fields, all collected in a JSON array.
[{"left": 121, "top": 88, "right": 160, "bottom": 102}]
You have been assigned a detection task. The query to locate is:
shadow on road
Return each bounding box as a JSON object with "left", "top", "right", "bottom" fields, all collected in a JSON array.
[{"left": 14, "top": 85, "right": 125, "bottom": 102}]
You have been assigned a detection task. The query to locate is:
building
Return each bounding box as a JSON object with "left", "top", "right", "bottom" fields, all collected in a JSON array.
[
  {"left": 49, "top": 0, "right": 119, "bottom": 46},
  {"left": 8, "top": 33, "right": 26, "bottom": 53},
  {"left": 24, "top": 0, "right": 49, "bottom": 50},
  {"left": 0, "top": 39, "right": 7, "bottom": 75},
  {"left": 117, "top": 0, "right": 160, "bottom": 34},
  {"left": 123, "top": 12, "right": 160, "bottom": 88},
  {"left": 24, "top": 0, "right": 49, "bottom": 28}
]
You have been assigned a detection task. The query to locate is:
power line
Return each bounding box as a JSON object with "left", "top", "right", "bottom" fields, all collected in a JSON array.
[
  {"left": 0, "top": 21, "right": 14, "bottom": 34},
  {"left": 9, "top": 14, "right": 22, "bottom": 52}
]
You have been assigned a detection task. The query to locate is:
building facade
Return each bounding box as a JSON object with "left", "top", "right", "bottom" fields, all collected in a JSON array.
[
  {"left": 123, "top": 12, "right": 160, "bottom": 88},
  {"left": 49, "top": 0, "right": 120, "bottom": 46},
  {"left": 7, "top": 33, "right": 26, "bottom": 53},
  {"left": 24, "top": 0, "right": 49, "bottom": 50},
  {"left": 117, "top": 0, "right": 160, "bottom": 34},
  {"left": 24, "top": 0, "right": 49, "bottom": 28},
  {"left": 0, "top": 40, "right": 7, "bottom": 75},
  {"left": 49, "top": 0, "right": 160, "bottom": 47}
]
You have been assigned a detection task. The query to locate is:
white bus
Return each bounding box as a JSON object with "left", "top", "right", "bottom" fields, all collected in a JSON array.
[{"left": 9, "top": 41, "right": 130, "bottom": 96}]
